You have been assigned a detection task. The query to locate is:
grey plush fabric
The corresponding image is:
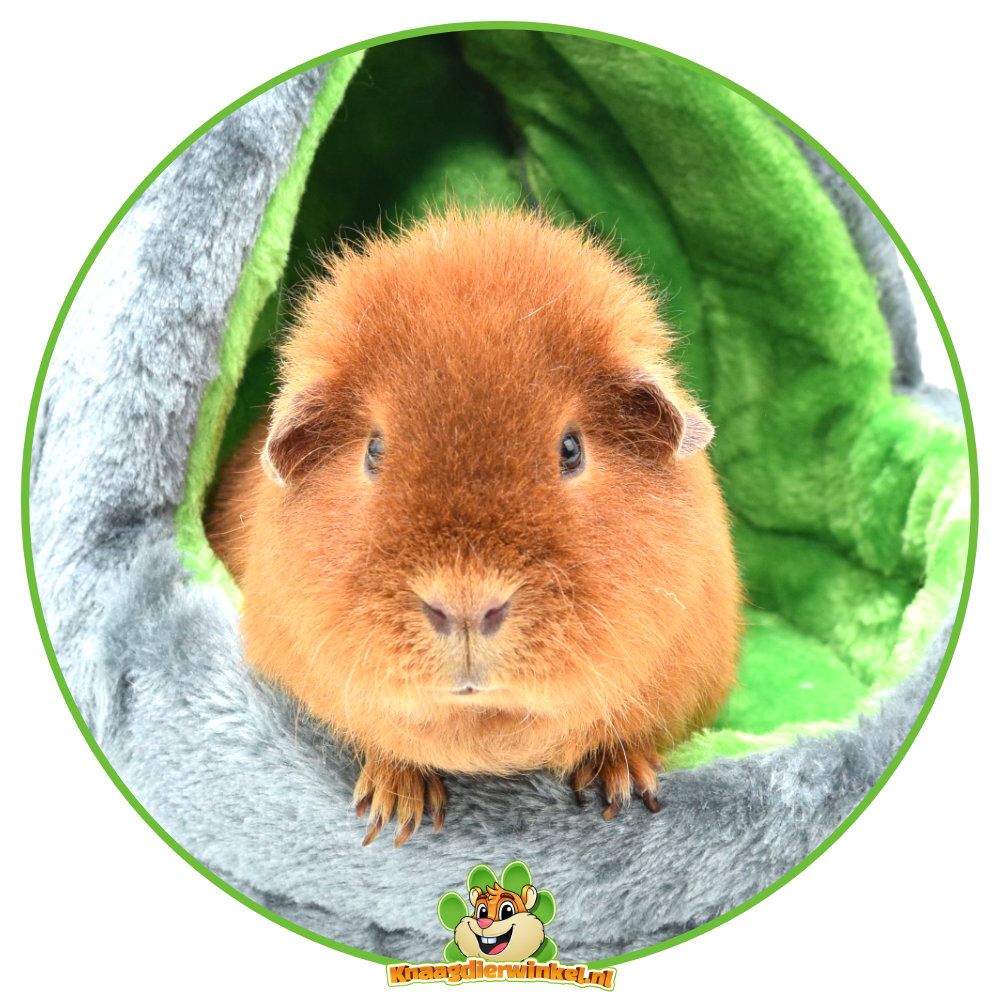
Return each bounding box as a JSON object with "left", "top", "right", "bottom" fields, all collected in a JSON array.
[
  {"left": 31, "top": 66, "right": 329, "bottom": 733},
  {"left": 29, "top": 61, "right": 962, "bottom": 964}
]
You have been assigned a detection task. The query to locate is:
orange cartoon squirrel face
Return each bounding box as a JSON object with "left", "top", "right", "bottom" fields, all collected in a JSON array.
[{"left": 453, "top": 882, "right": 545, "bottom": 961}]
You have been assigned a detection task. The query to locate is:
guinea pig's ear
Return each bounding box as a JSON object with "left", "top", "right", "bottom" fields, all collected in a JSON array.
[
  {"left": 521, "top": 885, "right": 537, "bottom": 910},
  {"left": 469, "top": 888, "right": 483, "bottom": 908},
  {"left": 677, "top": 403, "right": 715, "bottom": 456},
  {"left": 610, "top": 373, "right": 714, "bottom": 462},
  {"left": 262, "top": 383, "right": 350, "bottom": 486}
]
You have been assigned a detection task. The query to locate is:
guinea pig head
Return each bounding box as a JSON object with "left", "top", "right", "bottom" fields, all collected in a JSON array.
[{"left": 243, "top": 210, "right": 726, "bottom": 773}]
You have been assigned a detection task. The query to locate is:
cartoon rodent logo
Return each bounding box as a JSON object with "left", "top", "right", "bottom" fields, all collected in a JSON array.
[
  {"left": 457, "top": 882, "right": 543, "bottom": 961},
  {"left": 438, "top": 861, "right": 557, "bottom": 964}
]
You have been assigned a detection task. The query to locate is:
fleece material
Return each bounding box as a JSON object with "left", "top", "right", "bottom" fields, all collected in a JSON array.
[
  {"left": 29, "top": 31, "right": 970, "bottom": 963},
  {"left": 195, "top": 33, "right": 969, "bottom": 766}
]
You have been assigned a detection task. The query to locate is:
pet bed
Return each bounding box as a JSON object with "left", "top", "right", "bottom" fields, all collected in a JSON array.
[{"left": 28, "top": 28, "right": 972, "bottom": 964}]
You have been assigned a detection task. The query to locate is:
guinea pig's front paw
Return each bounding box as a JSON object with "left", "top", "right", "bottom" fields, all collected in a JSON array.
[
  {"left": 568, "top": 742, "right": 663, "bottom": 821},
  {"left": 352, "top": 757, "right": 447, "bottom": 847}
]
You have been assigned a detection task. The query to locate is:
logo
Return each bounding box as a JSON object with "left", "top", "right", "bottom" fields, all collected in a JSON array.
[
  {"left": 440, "top": 860, "right": 557, "bottom": 964},
  {"left": 385, "top": 860, "right": 616, "bottom": 988}
]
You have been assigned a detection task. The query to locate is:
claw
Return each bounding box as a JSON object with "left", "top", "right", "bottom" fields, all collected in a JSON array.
[
  {"left": 394, "top": 819, "right": 416, "bottom": 848},
  {"left": 640, "top": 790, "right": 661, "bottom": 814},
  {"left": 570, "top": 760, "right": 597, "bottom": 808},
  {"left": 353, "top": 760, "right": 448, "bottom": 845},
  {"left": 426, "top": 771, "right": 447, "bottom": 833},
  {"left": 569, "top": 740, "right": 663, "bottom": 820},
  {"left": 362, "top": 813, "right": 385, "bottom": 847}
]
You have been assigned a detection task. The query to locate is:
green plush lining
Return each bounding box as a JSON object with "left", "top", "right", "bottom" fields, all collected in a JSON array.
[
  {"left": 176, "top": 54, "right": 365, "bottom": 603},
  {"left": 175, "top": 32, "right": 969, "bottom": 771}
]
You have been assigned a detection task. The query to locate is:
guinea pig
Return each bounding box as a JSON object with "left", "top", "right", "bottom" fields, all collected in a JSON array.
[{"left": 206, "top": 206, "right": 741, "bottom": 847}]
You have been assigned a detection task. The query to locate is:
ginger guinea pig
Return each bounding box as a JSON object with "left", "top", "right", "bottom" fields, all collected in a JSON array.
[{"left": 207, "top": 207, "right": 741, "bottom": 847}]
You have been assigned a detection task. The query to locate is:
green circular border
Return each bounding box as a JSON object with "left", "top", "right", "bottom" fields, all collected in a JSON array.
[{"left": 19, "top": 19, "right": 979, "bottom": 971}]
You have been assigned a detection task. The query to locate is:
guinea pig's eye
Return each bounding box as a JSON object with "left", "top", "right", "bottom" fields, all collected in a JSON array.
[
  {"left": 476, "top": 902, "right": 488, "bottom": 920},
  {"left": 559, "top": 430, "right": 584, "bottom": 477},
  {"left": 498, "top": 901, "right": 516, "bottom": 921},
  {"left": 364, "top": 433, "right": 384, "bottom": 478}
]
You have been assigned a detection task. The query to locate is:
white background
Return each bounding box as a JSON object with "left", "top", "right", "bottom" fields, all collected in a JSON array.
[{"left": 3, "top": 2, "right": 995, "bottom": 997}]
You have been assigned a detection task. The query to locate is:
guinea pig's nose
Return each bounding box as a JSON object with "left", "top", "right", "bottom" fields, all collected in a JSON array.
[
  {"left": 477, "top": 917, "right": 493, "bottom": 929},
  {"left": 480, "top": 599, "right": 512, "bottom": 637},
  {"left": 420, "top": 596, "right": 512, "bottom": 638}
]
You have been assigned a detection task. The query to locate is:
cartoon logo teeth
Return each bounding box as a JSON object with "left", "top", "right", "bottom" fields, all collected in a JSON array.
[{"left": 476, "top": 927, "right": 513, "bottom": 954}]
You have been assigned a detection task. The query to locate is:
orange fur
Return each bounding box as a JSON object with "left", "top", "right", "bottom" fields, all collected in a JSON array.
[
  {"left": 471, "top": 884, "right": 530, "bottom": 917},
  {"left": 207, "top": 207, "right": 741, "bottom": 829}
]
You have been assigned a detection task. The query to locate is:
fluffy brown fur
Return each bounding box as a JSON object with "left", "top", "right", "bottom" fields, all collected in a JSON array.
[{"left": 207, "top": 207, "right": 741, "bottom": 845}]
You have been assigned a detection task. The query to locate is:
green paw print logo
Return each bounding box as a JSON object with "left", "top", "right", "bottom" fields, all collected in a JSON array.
[{"left": 437, "top": 860, "right": 557, "bottom": 964}]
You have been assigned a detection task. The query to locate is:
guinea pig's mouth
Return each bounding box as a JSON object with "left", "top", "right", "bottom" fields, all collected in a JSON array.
[
  {"left": 451, "top": 684, "right": 487, "bottom": 696},
  {"left": 476, "top": 926, "right": 514, "bottom": 956}
]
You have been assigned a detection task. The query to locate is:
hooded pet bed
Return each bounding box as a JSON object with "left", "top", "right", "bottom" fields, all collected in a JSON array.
[{"left": 28, "top": 29, "right": 971, "bottom": 964}]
